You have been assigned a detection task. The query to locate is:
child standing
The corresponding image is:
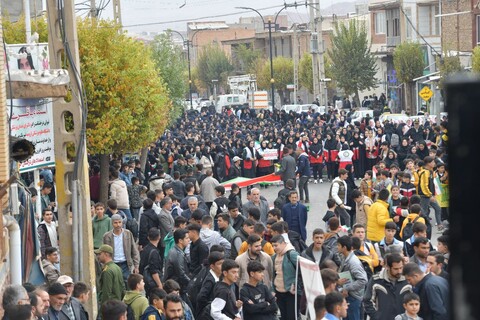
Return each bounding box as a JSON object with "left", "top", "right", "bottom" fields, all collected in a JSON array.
[
  {"left": 400, "top": 173, "right": 416, "bottom": 199},
  {"left": 394, "top": 292, "right": 423, "bottom": 320}
]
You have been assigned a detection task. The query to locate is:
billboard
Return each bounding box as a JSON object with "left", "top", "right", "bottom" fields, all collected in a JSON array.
[{"left": 6, "top": 43, "right": 55, "bottom": 172}]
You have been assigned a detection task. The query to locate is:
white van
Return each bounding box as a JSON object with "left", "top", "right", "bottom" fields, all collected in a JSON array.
[{"left": 216, "top": 94, "right": 247, "bottom": 113}]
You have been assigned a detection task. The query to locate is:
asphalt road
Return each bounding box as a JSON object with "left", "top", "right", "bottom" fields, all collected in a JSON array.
[{"left": 240, "top": 179, "right": 440, "bottom": 247}]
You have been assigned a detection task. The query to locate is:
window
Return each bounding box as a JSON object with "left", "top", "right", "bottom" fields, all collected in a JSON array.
[
  {"left": 375, "top": 12, "right": 386, "bottom": 34},
  {"left": 418, "top": 5, "right": 439, "bottom": 36},
  {"left": 386, "top": 8, "right": 400, "bottom": 37},
  {"left": 477, "top": 15, "right": 480, "bottom": 44}
]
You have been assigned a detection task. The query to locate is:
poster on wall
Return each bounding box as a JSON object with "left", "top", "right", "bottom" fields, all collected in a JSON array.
[{"left": 6, "top": 43, "right": 55, "bottom": 172}]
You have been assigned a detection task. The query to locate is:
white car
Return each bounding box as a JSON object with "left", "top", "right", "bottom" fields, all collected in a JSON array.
[
  {"left": 408, "top": 115, "right": 437, "bottom": 126},
  {"left": 350, "top": 109, "right": 374, "bottom": 123},
  {"left": 280, "top": 104, "right": 301, "bottom": 113},
  {"left": 379, "top": 113, "right": 409, "bottom": 123}
]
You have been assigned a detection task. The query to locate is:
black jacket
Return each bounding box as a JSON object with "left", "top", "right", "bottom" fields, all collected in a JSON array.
[
  {"left": 139, "top": 242, "right": 162, "bottom": 276},
  {"left": 163, "top": 245, "right": 190, "bottom": 294},
  {"left": 363, "top": 269, "right": 412, "bottom": 320},
  {"left": 189, "top": 238, "right": 209, "bottom": 277},
  {"left": 212, "top": 281, "right": 239, "bottom": 319},
  {"left": 196, "top": 270, "right": 217, "bottom": 317},
  {"left": 139, "top": 208, "right": 160, "bottom": 246},
  {"left": 416, "top": 273, "right": 450, "bottom": 320},
  {"left": 240, "top": 282, "right": 278, "bottom": 320},
  {"left": 301, "top": 243, "right": 334, "bottom": 266}
]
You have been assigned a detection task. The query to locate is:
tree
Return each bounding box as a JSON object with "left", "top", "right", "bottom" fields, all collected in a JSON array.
[
  {"left": 150, "top": 32, "right": 188, "bottom": 123},
  {"left": 473, "top": 46, "right": 480, "bottom": 72},
  {"left": 393, "top": 42, "right": 424, "bottom": 114},
  {"left": 437, "top": 53, "right": 462, "bottom": 90},
  {"left": 328, "top": 20, "right": 377, "bottom": 107},
  {"left": 257, "top": 56, "right": 294, "bottom": 105},
  {"left": 299, "top": 53, "right": 313, "bottom": 93},
  {"left": 2, "top": 14, "right": 49, "bottom": 43},
  {"left": 77, "top": 18, "right": 171, "bottom": 202},
  {"left": 196, "top": 44, "right": 234, "bottom": 95},
  {"left": 232, "top": 43, "right": 262, "bottom": 74}
]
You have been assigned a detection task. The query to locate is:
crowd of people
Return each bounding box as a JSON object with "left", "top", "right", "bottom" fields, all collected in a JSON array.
[{"left": 4, "top": 104, "right": 451, "bottom": 320}]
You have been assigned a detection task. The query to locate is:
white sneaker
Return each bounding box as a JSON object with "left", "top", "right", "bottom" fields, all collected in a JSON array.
[
  {"left": 314, "top": 179, "right": 318, "bottom": 184},
  {"left": 320, "top": 179, "right": 324, "bottom": 183}
]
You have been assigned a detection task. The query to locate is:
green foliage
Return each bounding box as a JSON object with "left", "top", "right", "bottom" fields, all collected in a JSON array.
[
  {"left": 473, "top": 46, "right": 480, "bottom": 73},
  {"left": 2, "top": 14, "right": 48, "bottom": 44},
  {"left": 299, "top": 53, "right": 313, "bottom": 93},
  {"left": 77, "top": 18, "right": 171, "bottom": 154},
  {"left": 437, "top": 53, "right": 462, "bottom": 88},
  {"left": 257, "top": 56, "right": 294, "bottom": 91},
  {"left": 150, "top": 32, "right": 188, "bottom": 123},
  {"left": 328, "top": 20, "right": 377, "bottom": 98},
  {"left": 196, "top": 44, "right": 234, "bottom": 93},
  {"left": 232, "top": 43, "right": 262, "bottom": 74},
  {"left": 393, "top": 42, "right": 424, "bottom": 83}
]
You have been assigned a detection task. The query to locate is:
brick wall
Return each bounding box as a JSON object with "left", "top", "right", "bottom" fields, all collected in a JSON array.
[{"left": 441, "top": 0, "right": 474, "bottom": 51}]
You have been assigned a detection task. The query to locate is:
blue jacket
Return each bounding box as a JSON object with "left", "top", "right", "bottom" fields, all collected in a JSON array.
[
  {"left": 140, "top": 305, "right": 164, "bottom": 320},
  {"left": 415, "top": 273, "right": 449, "bottom": 320},
  {"left": 272, "top": 247, "right": 299, "bottom": 293},
  {"left": 296, "top": 153, "right": 311, "bottom": 177},
  {"left": 282, "top": 202, "right": 308, "bottom": 241}
]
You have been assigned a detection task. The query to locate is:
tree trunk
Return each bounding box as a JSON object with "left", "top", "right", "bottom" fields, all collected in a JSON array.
[
  {"left": 354, "top": 89, "right": 361, "bottom": 110},
  {"left": 139, "top": 147, "right": 148, "bottom": 174},
  {"left": 405, "top": 82, "right": 415, "bottom": 116},
  {"left": 99, "top": 154, "right": 110, "bottom": 204}
]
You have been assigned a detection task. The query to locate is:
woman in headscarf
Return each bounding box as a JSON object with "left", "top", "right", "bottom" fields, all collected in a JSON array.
[
  {"left": 257, "top": 140, "right": 274, "bottom": 176},
  {"left": 324, "top": 132, "right": 339, "bottom": 181},
  {"left": 242, "top": 140, "right": 259, "bottom": 178},
  {"left": 309, "top": 136, "right": 324, "bottom": 183}
]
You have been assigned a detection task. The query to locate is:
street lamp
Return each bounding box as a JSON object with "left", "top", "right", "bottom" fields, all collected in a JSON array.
[
  {"left": 236, "top": 6, "right": 275, "bottom": 109},
  {"left": 166, "top": 29, "right": 193, "bottom": 110}
]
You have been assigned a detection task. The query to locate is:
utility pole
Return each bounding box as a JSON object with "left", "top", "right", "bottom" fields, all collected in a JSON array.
[
  {"left": 309, "top": 0, "right": 320, "bottom": 104},
  {"left": 46, "top": 0, "right": 97, "bottom": 318},
  {"left": 90, "top": 0, "right": 97, "bottom": 18},
  {"left": 309, "top": 0, "right": 326, "bottom": 106},
  {"left": 113, "top": 0, "right": 122, "bottom": 27},
  {"left": 293, "top": 23, "right": 299, "bottom": 103}
]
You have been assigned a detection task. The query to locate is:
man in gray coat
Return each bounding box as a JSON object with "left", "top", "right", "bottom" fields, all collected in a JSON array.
[
  {"left": 242, "top": 188, "right": 269, "bottom": 224},
  {"left": 277, "top": 146, "right": 296, "bottom": 188},
  {"left": 103, "top": 214, "right": 140, "bottom": 281},
  {"left": 158, "top": 196, "right": 175, "bottom": 261}
]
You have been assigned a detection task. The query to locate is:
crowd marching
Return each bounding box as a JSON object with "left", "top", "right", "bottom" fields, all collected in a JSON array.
[{"left": 3, "top": 103, "right": 450, "bottom": 320}]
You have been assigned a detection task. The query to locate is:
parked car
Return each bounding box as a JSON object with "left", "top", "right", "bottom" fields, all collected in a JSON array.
[
  {"left": 379, "top": 113, "right": 409, "bottom": 123},
  {"left": 280, "top": 104, "right": 301, "bottom": 113},
  {"left": 350, "top": 109, "right": 374, "bottom": 123},
  {"left": 408, "top": 115, "right": 437, "bottom": 126}
]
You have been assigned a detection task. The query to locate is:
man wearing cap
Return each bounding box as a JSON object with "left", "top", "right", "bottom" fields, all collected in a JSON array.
[
  {"left": 48, "top": 283, "right": 68, "bottom": 320},
  {"left": 95, "top": 244, "right": 126, "bottom": 305},
  {"left": 57, "top": 275, "right": 83, "bottom": 320},
  {"left": 228, "top": 156, "right": 242, "bottom": 180},
  {"left": 103, "top": 214, "right": 140, "bottom": 282}
]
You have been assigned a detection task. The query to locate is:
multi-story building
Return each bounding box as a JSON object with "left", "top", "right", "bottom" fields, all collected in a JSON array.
[
  {"left": 369, "top": 0, "right": 441, "bottom": 113},
  {"left": 441, "top": 0, "right": 479, "bottom": 55}
]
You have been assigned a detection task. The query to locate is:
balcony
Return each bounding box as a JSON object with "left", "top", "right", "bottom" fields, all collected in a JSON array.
[{"left": 386, "top": 36, "right": 401, "bottom": 47}]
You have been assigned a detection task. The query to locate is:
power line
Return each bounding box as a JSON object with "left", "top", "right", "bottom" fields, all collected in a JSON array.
[
  {"left": 78, "top": 4, "right": 285, "bottom": 29},
  {"left": 399, "top": 6, "right": 441, "bottom": 56}
]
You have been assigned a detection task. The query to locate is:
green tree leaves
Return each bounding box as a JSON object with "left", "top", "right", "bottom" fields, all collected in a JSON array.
[
  {"left": 77, "top": 18, "right": 171, "bottom": 154},
  {"left": 328, "top": 20, "right": 377, "bottom": 104},
  {"left": 195, "top": 44, "right": 234, "bottom": 94}
]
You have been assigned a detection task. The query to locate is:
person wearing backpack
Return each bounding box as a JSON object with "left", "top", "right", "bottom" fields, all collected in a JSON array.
[
  {"left": 274, "top": 179, "right": 294, "bottom": 210},
  {"left": 195, "top": 252, "right": 225, "bottom": 319},
  {"left": 271, "top": 235, "right": 300, "bottom": 320},
  {"left": 103, "top": 214, "right": 140, "bottom": 282},
  {"left": 403, "top": 222, "right": 428, "bottom": 258},
  {"left": 400, "top": 204, "right": 425, "bottom": 240},
  {"left": 123, "top": 274, "right": 149, "bottom": 320}
]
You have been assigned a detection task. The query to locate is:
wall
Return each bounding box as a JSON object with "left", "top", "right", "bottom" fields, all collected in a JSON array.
[{"left": 441, "top": 0, "right": 475, "bottom": 51}]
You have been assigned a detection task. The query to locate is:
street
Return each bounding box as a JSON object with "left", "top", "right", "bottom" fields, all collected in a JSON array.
[{"left": 241, "top": 180, "right": 439, "bottom": 247}]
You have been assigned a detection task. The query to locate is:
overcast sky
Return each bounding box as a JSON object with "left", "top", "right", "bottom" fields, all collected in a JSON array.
[{"left": 78, "top": 0, "right": 362, "bottom": 33}]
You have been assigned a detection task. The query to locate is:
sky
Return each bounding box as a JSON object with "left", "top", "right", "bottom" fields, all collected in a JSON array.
[{"left": 77, "top": 0, "right": 363, "bottom": 34}]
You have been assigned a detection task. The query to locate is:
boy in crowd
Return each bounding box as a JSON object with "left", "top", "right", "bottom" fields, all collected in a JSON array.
[
  {"left": 240, "top": 261, "right": 278, "bottom": 320},
  {"left": 400, "top": 173, "right": 416, "bottom": 199},
  {"left": 374, "top": 221, "right": 404, "bottom": 263},
  {"left": 123, "top": 274, "right": 149, "bottom": 320},
  {"left": 322, "top": 199, "right": 338, "bottom": 230},
  {"left": 142, "top": 288, "right": 168, "bottom": 320},
  {"left": 210, "top": 259, "right": 242, "bottom": 320},
  {"left": 394, "top": 292, "right": 423, "bottom": 320}
]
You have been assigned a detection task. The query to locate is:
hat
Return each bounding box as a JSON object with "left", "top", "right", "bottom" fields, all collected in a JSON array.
[
  {"left": 48, "top": 283, "right": 68, "bottom": 295},
  {"left": 94, "top": 244, "right": 113, "bottom": 255},
  {"left": 111, "top": 214, "right": 123, "bottom": 221},
  {"left": 57, "top": 275, "right": 74, "bottom": 285},
  {"left": 232, "top": 156, "right": 242, "bottom": 162}
]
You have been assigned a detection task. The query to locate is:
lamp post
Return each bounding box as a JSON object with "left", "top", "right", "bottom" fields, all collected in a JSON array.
[
  {"left": 236, "top": 6, "right": 275, "bottom": 109},
  {"left": 166, "top": 29, "right": 193, "bottom": 110}
]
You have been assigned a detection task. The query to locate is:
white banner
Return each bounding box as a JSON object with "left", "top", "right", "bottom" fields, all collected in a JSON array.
[
  {"left": 262, "top": 148, "right": 278, "bottom": 160},
  {"left": 6, "top": 43, "right": 55, "bottom": 172},
  {"left": 298, "top": 256, "right": 325, "bottom": 319}
]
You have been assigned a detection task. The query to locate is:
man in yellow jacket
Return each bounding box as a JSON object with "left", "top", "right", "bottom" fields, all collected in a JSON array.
[{"left": 367, "top": 189, "right": 393, "bottom": 242}]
